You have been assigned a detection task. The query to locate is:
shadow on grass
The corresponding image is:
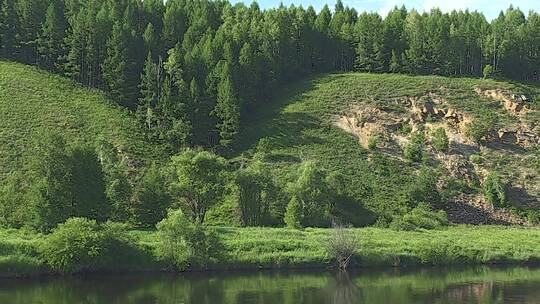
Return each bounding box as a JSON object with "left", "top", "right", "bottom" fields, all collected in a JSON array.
[{"left": 233, "top": 76, "right": 325, "bottom": 154}]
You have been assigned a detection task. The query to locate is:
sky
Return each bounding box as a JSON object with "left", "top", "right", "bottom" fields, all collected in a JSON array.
[{"left": 229, "top": 0, "right": 539, "bottom": 20}]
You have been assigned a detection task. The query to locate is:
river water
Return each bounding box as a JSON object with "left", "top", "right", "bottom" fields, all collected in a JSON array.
[{"left": 1, "top": 266, "right": 539, "bottom": 303}]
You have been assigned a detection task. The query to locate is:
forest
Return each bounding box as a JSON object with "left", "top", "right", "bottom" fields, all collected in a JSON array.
[{"left": 1, "top": 0, "right": 539, "bottom": 153}]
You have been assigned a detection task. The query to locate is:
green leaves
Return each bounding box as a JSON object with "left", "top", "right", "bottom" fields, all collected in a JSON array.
[
  {"left": 39, "top": 217, "right": 139, "bottom": 273},
  {"left": 483, "top": 172, "right": 507, "bottom": 208},
  {"left": 168, "top": 149, "right": 227, "bottom": 224}
]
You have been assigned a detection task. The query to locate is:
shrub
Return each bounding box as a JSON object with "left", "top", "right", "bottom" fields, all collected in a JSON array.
[
  {"left": 440, "top": 177, "right": 472, "bottom": 201},
  {"left": 39, "top": 218, "right": 140, "bottom": 273},
  {"left": 483, "top": 64, "right": 493, "bottom": 79},
  {"left": 284, "top": 161, "right": 333, "bottom": 228},
  {"left": 399, "top": 168, "right": 441, "bottom": 209},
  {"left": 39, "top": 218, "right": 103, "bottom": 273},
  {"left": 431, "top": 128, "right": 449, "bottom": 152},
  {"left": 469, "top": 153, "right": 483, "bottom": 165},
  {"left": 324, "top": 224, "right": 358, "bottom": 270},
  {"left": 132, "top": 163, "right": 171, "bottom": 227},
  {"left": 404, "top": 132, "right": 426, "bottom": 163},
  {"left": 398, "top": 123, "right": 412, "bottom": 135},
  {"left": 284, "top": 196, "right": 303, "bottom": 228},
  {"left": 367, "top": 134, "right": 380, "bottom": 150},
  {"left": 390, "top": 203, "right": 448, "bottom": 231},
  {"left": 156, "top": 209, "right": 223, "bottom": 270},
  {"left": 465, "top": 114, "right": 496, "bottom": 144},
  {"left": 483, "top": 172, "right": 507, "bottom": 208}
]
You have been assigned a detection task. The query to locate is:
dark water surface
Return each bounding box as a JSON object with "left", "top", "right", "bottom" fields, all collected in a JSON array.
[{"left": 1, "top": 266, "right": 540, "bottom": 304}]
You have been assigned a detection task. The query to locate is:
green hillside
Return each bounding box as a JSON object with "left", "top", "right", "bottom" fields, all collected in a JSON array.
[
  {"left": 1, "top": 60, "right": 539, "bottom": 226},
  {"left": 0, "top": 61, "right": 157, "bottom": 176},
  {"left": 234, "top": 73, "right": 540, "bottom": 224}
]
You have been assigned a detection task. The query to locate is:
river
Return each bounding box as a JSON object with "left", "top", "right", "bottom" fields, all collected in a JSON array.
[{"left": 1, "top": 266, "right": 539, "bottom": 303}]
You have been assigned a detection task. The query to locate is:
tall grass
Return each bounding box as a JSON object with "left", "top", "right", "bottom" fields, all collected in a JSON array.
[{"left": 1, "top": 226, "right": 539, "bottom": 276}]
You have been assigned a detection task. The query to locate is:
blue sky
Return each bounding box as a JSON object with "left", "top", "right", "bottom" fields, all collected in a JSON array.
[{"left": 229, "top": 0, "right": 539, "bottom": 20}]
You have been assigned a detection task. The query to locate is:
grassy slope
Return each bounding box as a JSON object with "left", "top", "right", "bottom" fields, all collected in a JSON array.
[
  {"left": 2, "top": 226, "right": 540, "bottom": 276},
  {"left": 0, "top": 61, "right": 157, "bottom": 176},
  {"left": 233, "top": 73, "right": 540, "bottom": 220}
]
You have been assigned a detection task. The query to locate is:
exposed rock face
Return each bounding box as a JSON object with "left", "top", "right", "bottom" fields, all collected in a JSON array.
[
  {"left": 488, "top": 123, "right": 539, "bottom": 147},
  {"left": 437, "top": 154, "right": 476, "bottom": 183},
  {"left": 336, "top": 89, "right": 538, "bottom": 225},
  {"left": 475, "top": 87, "right": 531, "bottom": 116},
  {"left": 336, "top": 106, "right": 405, "bottom": 149}
]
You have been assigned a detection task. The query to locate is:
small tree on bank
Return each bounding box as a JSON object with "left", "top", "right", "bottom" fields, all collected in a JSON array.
[
  {"left": 324, "top": 224, "right": 358, "bottom": 270},
  {"left": 168, "top": 149, "right": 227, "bottom": 224}
]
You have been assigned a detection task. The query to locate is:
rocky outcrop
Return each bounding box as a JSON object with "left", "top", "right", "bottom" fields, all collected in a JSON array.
[
  {"left": 489, "top": 123, "right": 539, "bottom": 147},
  {"left": 475, "top": 87, "right": 531, "bottom": 116},
  {"left": 336, "top": 106, "right": 405, "bottom": 149},
  {"left": 437, "top": 154, "right": 477, "bottom": 183},
  {"left": 336, "top": 90, "right": 538, "bottom": 225}
]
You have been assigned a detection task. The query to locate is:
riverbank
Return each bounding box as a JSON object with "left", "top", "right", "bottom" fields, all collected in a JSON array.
[{"left": 2, "top": 226, "right": 540, "bottom": 277}]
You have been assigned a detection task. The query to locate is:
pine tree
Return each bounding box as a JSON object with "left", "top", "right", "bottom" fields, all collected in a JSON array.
[
  {"left": 143, "top": 22, "right": 159, "bottom": 56},
  {"left": 37, "top": 0, "right": 68, "bottom": 71},
  {"left": 163, "top": 0, "right": 187, "bottom": 49},
  {"left": 138, "top": 51, "right": 160, "bottom": 134},
  {"left": 0, "top": 0, "right": 17, "bottom": 58},
  {"left": 15, "top": 0, "right": 47, "bottom": 63},
  {"left": 102, "top": 21, "right": 137, "bottom": 107},
  {"left": 389, "top": 50, "right": 401, "bottom": 73},
  {"left": 213, "top": 64, "right": 240, "bottom": 148}
]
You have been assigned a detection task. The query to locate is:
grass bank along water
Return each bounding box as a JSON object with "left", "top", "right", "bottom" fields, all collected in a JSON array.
[{"left": 1, "top": 226, "right": 540, "bottom": 277}]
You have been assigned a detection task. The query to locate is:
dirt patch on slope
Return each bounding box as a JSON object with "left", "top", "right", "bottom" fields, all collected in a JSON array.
[{"left": 475, "top": 87, "right": 531, "bottom": 116}]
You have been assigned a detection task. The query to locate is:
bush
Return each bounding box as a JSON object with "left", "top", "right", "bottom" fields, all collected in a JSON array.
[
  {"left": 398, "top": 123, "right": 412, "bottom": 135},
  {"left": 39, "top": 218, "right": 141, "bottom": 273},
  {"left": 440, "top": 177, "right": 472, "bottom": 201},
  {"left": 399, "top": 168, "right": 441, "bottom": 209},
  {"left": 465, "top": 114, "right": 496, "bottom": 144},
  {"left": 469, "top": 153, "right": 483, "bottom": 165},
  {"left": 284, "top": 196, "right": 303, "bottom": 228},
  {"left": 404, "top": 132, "right": 427, "bottom": 163},
  {"left": 483, "top": 172, "right": 507, "bottom": 208},
  {"left": 132, "top": 163, "right": 171, "bottom": 227},
  {"left": 284, "top": 161, "right": 333, "bottom": 228},
  {"left": 431, "top": 128, "right": 449, "bottom": 152},
  {"left": 483, "top": 64, "right": 493, "bottom": 79},
  {"left": 367, "top": 134, "right": 380, "bottom": 150},
  {"left": 324, "top": 224, "right": 358, "bottom": 270},
  {"left": 390, "top": 203, "right": 448, "bottom": 231},
  {"left": 156, "top": 209, "right": 223, "bottom": 270}
]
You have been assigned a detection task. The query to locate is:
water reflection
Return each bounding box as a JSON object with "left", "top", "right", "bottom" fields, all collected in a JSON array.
[{"left": 1, "top": 266, "right": 539, "bottom": 304}]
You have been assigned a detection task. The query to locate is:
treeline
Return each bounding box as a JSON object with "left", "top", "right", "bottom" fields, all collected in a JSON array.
[
  {"left": 1, "top": 129, "right": 451, "bottom": 232},
  {"left": 1, "top": 0, "right": 539, "bottom": 152}
]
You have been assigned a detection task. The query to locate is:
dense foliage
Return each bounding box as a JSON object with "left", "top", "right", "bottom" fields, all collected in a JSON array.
[
  {"left": 0, "top": 1, "right": 539, "bottom": 235},
  {"left": 0, "top": 0, "right": 538, "bottom": 153},
  {"left": 39, "top": 218, "right": 144, "bottom": 273},
  {"left": 155, "top": 209, "right": 223, "bottom": 269}
]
